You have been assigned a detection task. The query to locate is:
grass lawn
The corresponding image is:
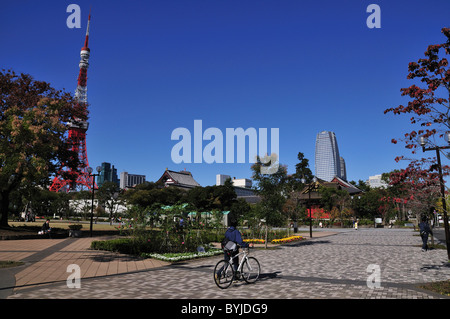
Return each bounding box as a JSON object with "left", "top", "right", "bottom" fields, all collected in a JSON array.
[
  {"left": 419, "top": 280, "right": 450, "bottom": 297},
  {"left": 8, "top": 220, "right": 119, "bottom": 231},
  {"left": 0, "top": 260, "right": 24, "bottom": 269}
]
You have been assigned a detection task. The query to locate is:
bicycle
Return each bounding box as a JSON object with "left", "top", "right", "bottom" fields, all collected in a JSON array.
[{"left": 213, "top": 246, "right": 260, "bottom": 289}]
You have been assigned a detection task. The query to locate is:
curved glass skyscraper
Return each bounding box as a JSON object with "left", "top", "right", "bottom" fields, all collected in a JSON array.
[{"left": 315, "top": 131, "right": 346, "bottom": 182}]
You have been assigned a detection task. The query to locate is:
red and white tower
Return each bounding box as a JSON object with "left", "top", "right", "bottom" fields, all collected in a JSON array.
[{"left": 50, "top": 13, "right": 95, "bottom": 192}]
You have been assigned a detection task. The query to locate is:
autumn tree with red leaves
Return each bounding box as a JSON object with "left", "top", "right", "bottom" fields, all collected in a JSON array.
[
  {"left": 385, "top": 28, "right": 450, "bottom": 257},
  {"left": 388, "top": 158, "right": 448, "bottom": 220},
  {"left": 385, "top": 27, "right": 450, "bottom": 154},
  {"left": 0, "top": 69, "right": 86, "bottom": 227}
]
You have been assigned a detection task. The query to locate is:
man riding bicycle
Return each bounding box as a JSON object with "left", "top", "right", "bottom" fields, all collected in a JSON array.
[{"left": 220, "top": 217, "right": 249, "bottom": 275}]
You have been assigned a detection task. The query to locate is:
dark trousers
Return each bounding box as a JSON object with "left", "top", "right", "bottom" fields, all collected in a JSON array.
[
  {"left": 421, "top": 233, "right": 429, "bottom": 250},
  {"left": 217, "top": 250, "right": 239, "bottom": 276},
  {"left": 224, "top": 250, "right": 239, "bottom": 271}
]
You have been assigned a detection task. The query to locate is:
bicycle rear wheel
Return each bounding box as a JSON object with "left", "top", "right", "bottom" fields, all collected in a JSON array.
[
  {"left": 214, "top": 260, "right": 234, "bottom": 289},
  {"left": 242, "top": 257, "right": 260, "bottom": 284}
]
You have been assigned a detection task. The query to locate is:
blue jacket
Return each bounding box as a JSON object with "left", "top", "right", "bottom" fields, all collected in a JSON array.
[
  {"left": 419, "top": 222, "right": 432, "bottom": 235},
  {"left": 225, "top": 226, "right": 249, "bottom": 248}
]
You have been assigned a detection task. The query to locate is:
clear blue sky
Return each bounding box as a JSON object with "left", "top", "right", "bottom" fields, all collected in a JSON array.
[{"left": 1, "top": 0, "right": 450, "bottom": 186}]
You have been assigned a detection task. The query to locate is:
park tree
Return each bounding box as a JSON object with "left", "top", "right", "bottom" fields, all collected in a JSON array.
[
  {"left": 97, "top": 181, "right": 124, "bottom": 225},
  {"left": 122, "top": 182, "right": 186, "bottom": 209},
  {"left": 284, "top": 152, "right": 314, "bottom": 233},
  {"left": 251, "top": 154, "right": 288, "bottom": 247},
  {"left": 385, "top": 27, "right": 450, "bottom": 153},
  {"left": 388, "top": 158, "right": 447, "bottom": 221},
  {"left": 318, "top": 185, "right": 352, "bottom": 227},
  {"left": 0, "top": 69, "right": 85, "bottom": 227},
  {"left": 385, "top": 27, "right": 450, "bottom": 258}
]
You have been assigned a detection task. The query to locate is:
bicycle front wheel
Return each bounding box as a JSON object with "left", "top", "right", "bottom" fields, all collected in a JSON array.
[
  {"left": 214, "top": 260, "right": 234, "bottom": 289},
  {"left": 242, "top": 257, "right": 260, "bottom": 283}
]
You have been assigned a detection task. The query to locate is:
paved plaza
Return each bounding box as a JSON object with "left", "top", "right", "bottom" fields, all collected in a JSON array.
[{"left": 1, "top": 228, "right": 449, "bottom": 299}]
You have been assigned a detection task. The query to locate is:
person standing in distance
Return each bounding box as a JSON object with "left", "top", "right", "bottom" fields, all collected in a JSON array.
[{"left": 419, "top": 215, "right": 433, "bottom": 252}]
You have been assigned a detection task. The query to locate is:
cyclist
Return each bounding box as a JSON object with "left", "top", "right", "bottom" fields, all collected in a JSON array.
[{"left": 217, "top": 217, "right": 249, "bottom": 279}]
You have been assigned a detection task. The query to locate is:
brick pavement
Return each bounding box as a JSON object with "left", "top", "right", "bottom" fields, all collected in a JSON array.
[
  {"left": 0, "top": 236, "right": 169, "bottom": 297},
  {"left": 2, "top": 228, "right": 450, "bottom": 299}
]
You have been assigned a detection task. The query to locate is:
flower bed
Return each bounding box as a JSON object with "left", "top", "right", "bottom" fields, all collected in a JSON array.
[
  {"left": 142, "top": 249, "right": 222, "bottom": 262},
  {"left": 271, "top": 235, "right": 304, "bottom": 244},
  {"left": 243, "top": 236, "right": 305, "bottom": 245}
]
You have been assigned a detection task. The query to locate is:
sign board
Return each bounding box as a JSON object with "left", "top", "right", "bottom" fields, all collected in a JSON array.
[{"left": 375, "top": 218, "right": 382, "bottom": 224}]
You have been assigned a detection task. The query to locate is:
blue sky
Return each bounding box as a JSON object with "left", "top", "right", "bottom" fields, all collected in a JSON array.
[{"left": 1, "top": 0, "right": 450, "bottom": 186}]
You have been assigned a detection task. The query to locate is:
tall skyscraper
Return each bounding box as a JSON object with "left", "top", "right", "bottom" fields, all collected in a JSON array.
[
  {"left": 340, "top": 156, "right": 347, "bottom": 181},
  {"left": 97, "top": 162, "right": 119, "bottom": 188},
  {"left": 315, "top": 131, "right": 345, "bottom": 182}
]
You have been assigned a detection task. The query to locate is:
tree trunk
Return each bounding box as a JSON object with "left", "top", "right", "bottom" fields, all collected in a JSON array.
[{"left": 0, "top": 191, "right": 10, "bottom": 227}]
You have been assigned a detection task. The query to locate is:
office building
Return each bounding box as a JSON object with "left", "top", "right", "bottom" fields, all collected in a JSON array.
[
  {"left": 216, "top": 174, "right": 231, "bottom": 186},
  {"left": 97, "top": 162, "right": 119, "bottom": 188},
  {"left": 315, "top": 131, "right": 345, "bottom": 182},
  {"left": 216, "top": 174, "right": 252, "bottom": 188},
  {"left": 120, "top": 171, "right": 146, "bottom": 189},
  {"left": 340, "top": 157, "right": 347, "bottom": 181}
]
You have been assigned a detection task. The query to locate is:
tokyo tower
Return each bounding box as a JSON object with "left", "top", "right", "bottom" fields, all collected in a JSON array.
[{"left": 50, "top": 13, "right": 95, "bottom": 192}]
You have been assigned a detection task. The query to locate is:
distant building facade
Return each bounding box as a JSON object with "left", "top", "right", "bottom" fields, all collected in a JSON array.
[
  {"left": 97, "top": 162, "right": 119, "bottom": 188},
  {"left": 216, "top": 174, "right": 259, "bottom": 203},
  {"left": 216, "top": 174, "right": 231, "bottom": 186},
  {"left": 120, "top": 172, "right": 146, "bottom": 189},
  {"left": 366, "top": 174, "right": 388, "bottom": 188},
  {"left": 216, "top": 174, "right": 252, "bottom": 188},
  {"left": 340, "top": 157, "right": 347, "bottom": 181}
]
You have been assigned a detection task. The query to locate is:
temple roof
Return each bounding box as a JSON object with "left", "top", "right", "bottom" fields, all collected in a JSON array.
[{"left": 157, "top": 169, "right": 201, "bottom": 189}]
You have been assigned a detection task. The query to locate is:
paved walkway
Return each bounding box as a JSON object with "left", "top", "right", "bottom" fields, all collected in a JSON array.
[
  {"left": 1, "top": 228, "right": 449, "bottom": 299},
  {"left": 0, "top": 236, "right": 169, "bottom": 298}
]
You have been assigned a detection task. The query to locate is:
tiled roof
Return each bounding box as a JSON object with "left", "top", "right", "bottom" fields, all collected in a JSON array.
[{"left": 158, "top": 170, "right": 201, "bottom": 188}]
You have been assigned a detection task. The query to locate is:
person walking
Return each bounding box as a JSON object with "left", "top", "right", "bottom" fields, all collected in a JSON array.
[{"left": 419, "top": 216, "right": 433, "bottom": 252}]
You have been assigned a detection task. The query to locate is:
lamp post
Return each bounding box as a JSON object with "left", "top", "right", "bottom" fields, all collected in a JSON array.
[
  {"left": 87, "top": 166, "right": 102, "bottom": 237},
  {"left": 302, "top": 176, "right": 318, "bottom": 238},
  {"left": 418, "top": 134, "right": 450, "bottom": 260}
]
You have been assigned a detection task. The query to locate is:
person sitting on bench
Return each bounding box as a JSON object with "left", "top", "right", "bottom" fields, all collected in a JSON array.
[{"left": 40, "top": 219, "right": 52, "bottom": 235}]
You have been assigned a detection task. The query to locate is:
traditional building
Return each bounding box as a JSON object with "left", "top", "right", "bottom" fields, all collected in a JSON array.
[
  {"left": 299, "top": 176, "right": 362, "bottom": 219},
  {"left": 157, "top": 169, "right": 201, "bottom": 190}
]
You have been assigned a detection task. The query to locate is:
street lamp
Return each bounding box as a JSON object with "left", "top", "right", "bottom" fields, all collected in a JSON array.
[
  {"left": 301, "top": 176, "right": 318, "bottom": 238},
  {"left": 418, "top": 134, "right": 450, "bottom": 260},
  {"left": 87, "top": 166, "right": 102, "bottom": 237}
]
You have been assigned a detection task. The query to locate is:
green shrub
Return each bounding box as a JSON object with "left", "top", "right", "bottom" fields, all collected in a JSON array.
[
  {"left": 90, "top": 228, "right": 224, "bottom": 255},
  {"left": 68, "top": 224, "right": 83, "bottom": 231}
]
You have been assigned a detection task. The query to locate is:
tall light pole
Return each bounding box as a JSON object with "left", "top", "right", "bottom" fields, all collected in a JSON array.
[
  {"left": 418, "top": 134, "right": 450, "bottom": 260},
  {"left": 87, "top": 166, "right": 102, "bottom": 237}
]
